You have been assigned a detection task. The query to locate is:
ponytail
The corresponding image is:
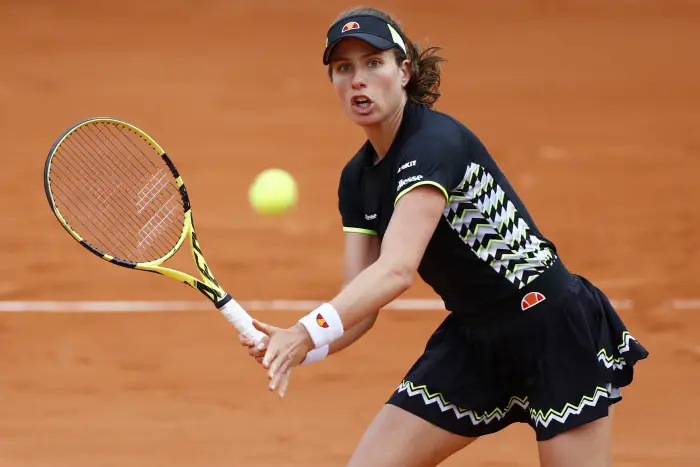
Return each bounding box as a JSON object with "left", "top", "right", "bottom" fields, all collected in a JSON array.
[{"left": 403, "top": 40, "right": 445, "bottom": 108}]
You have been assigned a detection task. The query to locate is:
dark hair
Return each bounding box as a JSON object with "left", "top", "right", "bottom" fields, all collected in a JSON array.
[{"left": 328, "top": 7, "right": 446, "bottom": 108}]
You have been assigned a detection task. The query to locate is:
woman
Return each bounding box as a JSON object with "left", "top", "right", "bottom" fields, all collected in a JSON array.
[{"left": 244, "top": 6, "right": 649, "bottom": 467}]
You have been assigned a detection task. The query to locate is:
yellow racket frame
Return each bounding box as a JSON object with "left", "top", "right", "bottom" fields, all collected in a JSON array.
[{"left": 44, "top": 117, "right": 227, "bottom": 305}]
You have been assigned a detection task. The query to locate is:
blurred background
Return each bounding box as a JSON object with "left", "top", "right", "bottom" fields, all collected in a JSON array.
[{"left": 0, "top": 0, "right": 698, "bottom": 465}]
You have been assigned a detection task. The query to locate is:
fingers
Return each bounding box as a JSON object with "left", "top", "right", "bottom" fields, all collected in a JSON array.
[
  {"left": 276, "top": 356, "right": 294, "bottom": 380},
  {"left": 252, "top": 320, "right": 274, "bottom": 337},
  {"left": 269, "top": 356, "right": 295, "bottom": 394},
  {"left": 253, "top": 335, "right": 269, "bottom": 352},
  {"left": 278, "top": 370, "right": 291, "bottom": 398},
  {"left": 267, "top": 346, "right": 299, "bottom": 395},
  {"left": 263, "top": 346, "right": 292, "bottom": 395},
  {"left": 238, "top": 333, "right": 254, "bottom": 346},
  {"left": 248, "top": 345, "right": 265, "bottom": 358},
  {"left": 254, "top": 328, "right": 304, "bottom": 398},
  {"left": 241, "top": 332, "right": 267, "bottom": 353},
  {"left": 269, "top": 359, "right": 289, "bottom": 392},
  {"left": 262, "top": 342, "right": 278, "bottom": 369},
  {"left": 265, "top": 342, "right": 290, "bottom": 377}
]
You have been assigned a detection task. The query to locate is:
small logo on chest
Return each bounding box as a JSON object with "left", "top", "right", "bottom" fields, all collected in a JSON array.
[
  {"left": 397, "top": 175, "right": 424, "bottom": 190},
  {"left": 364, "top": 213, "right": 378, "bottom": 220},
  {"left": 397, "top": 160, "right": 417, "bottom": 173}
]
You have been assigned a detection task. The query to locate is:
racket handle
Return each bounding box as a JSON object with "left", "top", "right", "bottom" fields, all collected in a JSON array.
[{"left": 216, "top": 294, "right": 266, "bottom": 344}]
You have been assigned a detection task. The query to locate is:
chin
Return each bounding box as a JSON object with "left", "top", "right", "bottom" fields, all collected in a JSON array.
[{"left": 347, "top": 110, "right": 384, "bottom": 127}]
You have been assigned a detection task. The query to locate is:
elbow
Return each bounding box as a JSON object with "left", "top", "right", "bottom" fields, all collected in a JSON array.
[{"left": 386, "top": 263, "right": 414, "bottom": 294}]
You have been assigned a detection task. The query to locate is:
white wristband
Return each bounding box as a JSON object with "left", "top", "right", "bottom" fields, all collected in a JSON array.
[
  {"left": 299, "top": 303, "right": 344, "bottom": 348},
  {"left": 301, "top": 345, "right": 329, "bottom": 365}
]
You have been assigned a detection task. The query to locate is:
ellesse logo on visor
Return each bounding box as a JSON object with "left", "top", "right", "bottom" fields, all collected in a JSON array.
[
  {"left": 521, "top": 292, "right": 546, "bottom": 311},
  {"left": 342, "top": 22, "right": 360, "bottom": 33}
]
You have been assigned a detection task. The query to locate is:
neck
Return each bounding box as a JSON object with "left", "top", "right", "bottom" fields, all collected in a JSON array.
[{"left": 364, "top": 97, "right": 407, "bottom": 162}]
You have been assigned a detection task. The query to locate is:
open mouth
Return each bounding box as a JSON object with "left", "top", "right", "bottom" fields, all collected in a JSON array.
[{"left": 352, "top": 95, "right": 373, "bottom": 109}]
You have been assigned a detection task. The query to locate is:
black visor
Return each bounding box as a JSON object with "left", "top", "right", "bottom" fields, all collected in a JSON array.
[{"left": 323, "top": 15, "right": 407, "bottom": 65}]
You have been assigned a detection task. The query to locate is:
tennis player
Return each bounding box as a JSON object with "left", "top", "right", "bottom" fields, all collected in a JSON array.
[{"left": 245, "top": 7, "right": 649, "bottom": 466}]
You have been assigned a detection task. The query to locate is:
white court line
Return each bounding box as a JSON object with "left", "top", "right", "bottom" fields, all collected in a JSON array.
[
  {"left": 672, "top": 299, "right": 700, "bottom": 310},
  {"left": 0, "top": 298, "right": 693, "bottom": 313},
  {"left": 0, "top": 299, "right": 438, "bottom": 312}
]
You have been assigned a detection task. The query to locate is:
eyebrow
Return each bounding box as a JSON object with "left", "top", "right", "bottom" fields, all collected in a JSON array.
[{"left": 331, "top": 50, "right": 383, "bottom": 63}]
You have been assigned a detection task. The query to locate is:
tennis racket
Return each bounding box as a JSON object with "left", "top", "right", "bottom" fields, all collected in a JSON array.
[{"left": 42, "top": 117, "right": 266, "bottom": 344}]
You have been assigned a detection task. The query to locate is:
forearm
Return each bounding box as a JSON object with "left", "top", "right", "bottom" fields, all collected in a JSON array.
[
  {"left": 297, "top": 188, "right": 443, "bottom": 365},
  {"left": 327, "top": 271, "right": 380, "bottom": 356},
  {"left": 308, "top": 232, "right": 382, "bottom": 357},
  {"left": 328, "top": 312, "right": 378, "bottom": 355},
  {"left": 329, "top": 258, "right": 411, "bottom": 331}
]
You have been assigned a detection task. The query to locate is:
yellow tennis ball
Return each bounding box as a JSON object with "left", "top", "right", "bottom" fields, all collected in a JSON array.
[{"left": 248, "top": 168, "right": 298, "bottom": 216}]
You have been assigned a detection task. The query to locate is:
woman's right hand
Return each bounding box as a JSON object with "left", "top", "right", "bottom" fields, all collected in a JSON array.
[
  {"left": 238, "top": 331, "right": 270, "bottom": 364},
  {"left": 238, "top": 325, "right": 293, "bottom": 397}
]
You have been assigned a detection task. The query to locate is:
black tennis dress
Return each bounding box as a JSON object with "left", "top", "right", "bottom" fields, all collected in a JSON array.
[{"left": 337, "top": 101, "right": 649, "bottom": 441}]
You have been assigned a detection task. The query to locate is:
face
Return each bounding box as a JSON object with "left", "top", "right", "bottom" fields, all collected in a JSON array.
[{"left": 329, "top": 38, "right": 410, "bottom": 127}]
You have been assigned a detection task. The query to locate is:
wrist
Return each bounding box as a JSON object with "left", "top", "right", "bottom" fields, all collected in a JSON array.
[
  {"left": 298, "top": 302, "right": 345, "bottom": 348},
  {"left": 293, "top": 322, "right": 315, "bottom": 351},
  {"left": 301, "top": 344, "right": 329, "bottom": 365}
]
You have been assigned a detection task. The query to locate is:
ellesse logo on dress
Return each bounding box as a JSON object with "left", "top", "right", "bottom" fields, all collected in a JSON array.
[{"left": 521, "top": 292, "right": 546, "bottom": 311}]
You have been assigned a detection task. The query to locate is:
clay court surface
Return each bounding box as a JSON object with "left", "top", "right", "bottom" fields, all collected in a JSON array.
[{"left": 1, "top": 1, "right": 699, "bottom": 465}]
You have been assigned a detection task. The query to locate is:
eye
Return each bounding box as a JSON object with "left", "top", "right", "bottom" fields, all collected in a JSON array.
[
  {"left": 368, "top": 58, "right": 381, "bottom": 67},
  {"left": 336, "top": 63, "right": 351, "bottom": 73}
]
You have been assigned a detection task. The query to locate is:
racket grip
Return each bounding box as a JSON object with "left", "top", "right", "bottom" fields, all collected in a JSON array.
[{"left": 216, "top": 294, "right": 266, "bottom": 344}]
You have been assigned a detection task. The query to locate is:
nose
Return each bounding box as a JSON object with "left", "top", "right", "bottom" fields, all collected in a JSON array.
[{"left": 351, "top": 68, "right": 366, "bottom": 90}]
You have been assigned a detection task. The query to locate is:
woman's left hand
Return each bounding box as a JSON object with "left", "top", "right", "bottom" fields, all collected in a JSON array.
[{"left": 255, "top": 320, "right": 314, "bottom": 392}]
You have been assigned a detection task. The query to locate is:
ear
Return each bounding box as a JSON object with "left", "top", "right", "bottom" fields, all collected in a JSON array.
[{"left": 399, "top": 59, "right": 411, "bottom": 88}]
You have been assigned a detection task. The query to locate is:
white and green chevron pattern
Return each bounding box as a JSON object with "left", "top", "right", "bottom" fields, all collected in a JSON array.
[
  {"left": 597, "top": 331, "right": 637, "bottom": 370},
  {"left": 396, "top": 380, "right": 528, "bottom": 425},
  {"left": 396, "top": 333, "right": 635, "bottom": 427},
  {"left": 443, "top": 163, "right": 557, "bottom": 288},
  {"left": 397, "top": 380, "right": 621, "bottom": 428}
]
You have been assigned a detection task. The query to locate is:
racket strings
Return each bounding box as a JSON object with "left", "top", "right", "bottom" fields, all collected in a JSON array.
[
  {"left": 54, "top": 135, "right": 167, "bottom": 254},
  {"left": 68, "top": 126, "right": 179, "bottom": 247},
  {"left": 55, "top": 136, "right": 144, "bottom": 230},
  {"left": 51, "top": 141, "right": 177, "bottom": 261},
  {"left": 80, "top": 123, "right": 184, "bottom": 254},
  {"left": 48, "top": 122, "right": 185, "bottom": 263},
  {"left": 99, "top": 126, "right": 186, "bottom": 254},
  {"left": 50, "top": 160, "right": 144, "bottom": 256},
  {"left": 61, "top": 126, "right": 183, "bottom": 259}
]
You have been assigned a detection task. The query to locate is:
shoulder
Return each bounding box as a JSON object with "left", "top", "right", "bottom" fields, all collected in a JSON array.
[
  {"left": 338, "top": 141, "right": 370, "bottom": 190},
  {"left": 401, "top": 105, "right": 476, "bottom": 155}
]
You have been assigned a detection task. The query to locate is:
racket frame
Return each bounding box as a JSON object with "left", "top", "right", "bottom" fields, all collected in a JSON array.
[{"left": 43, "top": 117, "right": 230, "bottom": 308}]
